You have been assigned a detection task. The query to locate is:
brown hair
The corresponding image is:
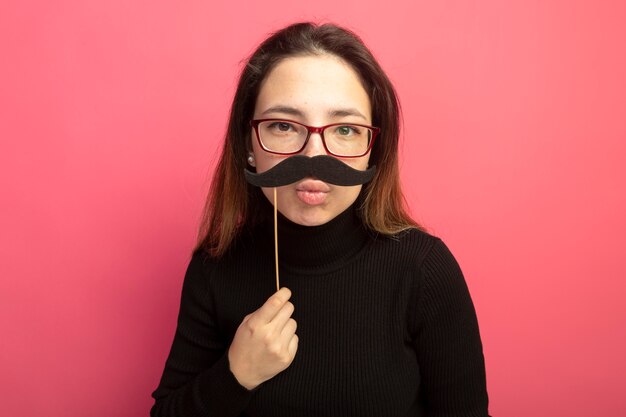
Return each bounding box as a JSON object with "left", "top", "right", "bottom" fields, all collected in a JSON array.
[{"left": 196, "top": 22, "right": 420, "bottom": 257}]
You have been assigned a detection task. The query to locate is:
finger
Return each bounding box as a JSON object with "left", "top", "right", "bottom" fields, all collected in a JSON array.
[
  {"left": 254, "top": 287, "right": 292, "bottom": 324},
  {"left": 279, "top": 318, "right": 297, "bottom": 343},
  {"left": 287, "top": 334, "right": 299, "bottom": 356},
  {"left": 270, "top": 301, "right": 295, "bottom": 332}
]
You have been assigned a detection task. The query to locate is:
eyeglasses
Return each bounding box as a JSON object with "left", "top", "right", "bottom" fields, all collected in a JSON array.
[{"left": 250, "top": 119, "right": 380, "bottom": 158}]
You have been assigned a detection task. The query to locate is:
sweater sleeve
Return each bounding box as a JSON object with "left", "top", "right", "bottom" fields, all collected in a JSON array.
[
  {"left": 150, "top": 252, "right": 255, "bottom": 417},
  {"left": 412, "top": 238, "right": 490, "bottom": 417}
]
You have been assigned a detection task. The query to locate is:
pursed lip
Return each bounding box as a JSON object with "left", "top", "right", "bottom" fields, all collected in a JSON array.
[{"left": 295, "top": 178, "right": 331, "bottom": 193}]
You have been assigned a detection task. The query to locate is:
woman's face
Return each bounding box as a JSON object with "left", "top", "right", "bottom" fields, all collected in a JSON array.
[{"left": 251, "top": 54, "right": 372, "bottom": 226}]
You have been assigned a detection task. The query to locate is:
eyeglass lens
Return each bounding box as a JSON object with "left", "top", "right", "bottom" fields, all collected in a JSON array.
[{"left": 257, "top": 120, "right": 372, "bottom": 157}]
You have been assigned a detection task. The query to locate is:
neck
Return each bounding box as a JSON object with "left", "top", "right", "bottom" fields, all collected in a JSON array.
[{"left": 259, "top": 200, "right": 370, "bottom": 274}]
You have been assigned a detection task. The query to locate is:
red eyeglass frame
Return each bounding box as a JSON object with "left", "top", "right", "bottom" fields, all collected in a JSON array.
[{"left": 250, "top": 118, "right": 380, "bottom": 158}]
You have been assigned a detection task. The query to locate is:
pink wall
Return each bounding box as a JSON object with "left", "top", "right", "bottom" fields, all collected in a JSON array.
[{"left": 1, "top": 1, "right": 625, "bottom": 416}]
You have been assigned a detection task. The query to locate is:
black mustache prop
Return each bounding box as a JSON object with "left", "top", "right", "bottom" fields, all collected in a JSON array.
[{"left": 244, "top": 155, "right": 376, "bottom": 187}]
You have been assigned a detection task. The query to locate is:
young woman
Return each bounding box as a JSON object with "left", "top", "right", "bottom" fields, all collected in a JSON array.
[{"left": 151, "top": 22, "right": 490, "bottom": 417}]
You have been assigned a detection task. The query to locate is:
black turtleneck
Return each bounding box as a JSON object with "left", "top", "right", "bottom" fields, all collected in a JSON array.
[{"left": 151, "top": 204, "right": 489, "bottom": 417}]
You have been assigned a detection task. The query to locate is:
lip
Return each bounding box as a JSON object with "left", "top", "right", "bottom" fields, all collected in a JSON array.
[
  {"left": 295, "top": 178, "right": 330, "bottom": 206},
  {"left": 295, "top": 178, "right": 331, "bottom": 193}
]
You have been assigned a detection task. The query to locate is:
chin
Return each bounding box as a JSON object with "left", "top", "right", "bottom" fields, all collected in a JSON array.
[{"left": 282, "top": 208, "right": 334, "bottom": 227}]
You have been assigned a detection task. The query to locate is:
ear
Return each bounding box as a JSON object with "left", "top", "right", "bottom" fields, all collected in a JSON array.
[
  {"left": 245, "top": 130, "right": 256, "bottom": 166},
  {"left": 247, "top": 153, "right": 256, "bottom": 167}
]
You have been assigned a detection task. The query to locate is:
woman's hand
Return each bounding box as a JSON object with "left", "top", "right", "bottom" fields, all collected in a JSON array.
[{"left": 228, "top": 287, "right": 299, "bottom": 390}]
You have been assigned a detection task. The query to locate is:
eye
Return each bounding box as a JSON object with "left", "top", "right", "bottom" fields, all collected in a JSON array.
[
  {"left": 335, "top": 125, "right": 360, "bottom": 136},
  {"left": 268, "top": 121, "right": 295, "bottom": 132}
]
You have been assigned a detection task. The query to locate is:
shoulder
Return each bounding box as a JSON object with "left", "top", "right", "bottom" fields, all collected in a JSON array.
[
  {"left": 189, "top": 225, "right": 267, "bottom": 273},
  {"left": 180, "top": 249, "right": 221, "bottom": 298},
  {"left": 400, "top": 232, "right": 473, "bottom": 317},
  {"left": 370, "top": 228, "right": 469, "bottom": 305},
  {"left": 400, "top": 232, "right": 479, "bottom": 338},
  {"left": 369, "top": 227, "right": 451, "bottom": 271},
  {"left": 186, "top": 249, "right": 223, "bottom": 280}
]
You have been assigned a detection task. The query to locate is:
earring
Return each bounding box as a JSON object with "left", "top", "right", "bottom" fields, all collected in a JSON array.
[{"left": 247, "top": 154, "right": 255, "bottom": 166}]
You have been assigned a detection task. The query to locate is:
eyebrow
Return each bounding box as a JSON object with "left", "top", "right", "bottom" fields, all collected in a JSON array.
[
  {"left": 261, "top": 106, "right": 304, "bottom": 117},
  {"left": 261, "top": 105, "right": 368, "bottom": 120}
]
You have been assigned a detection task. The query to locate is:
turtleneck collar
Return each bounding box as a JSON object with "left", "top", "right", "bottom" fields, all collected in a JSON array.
[{"left": 258, "top": 199, "right": 370, "bottom": 274}]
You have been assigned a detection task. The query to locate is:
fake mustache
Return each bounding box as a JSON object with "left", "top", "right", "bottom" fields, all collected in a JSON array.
[{"left": 244, "top": 155, "right": 376, "bottom": 187}]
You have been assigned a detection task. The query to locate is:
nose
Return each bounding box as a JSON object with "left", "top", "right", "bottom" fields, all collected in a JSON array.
[{"left": 301, "top": 131, "right": 327, "bottom": 157}]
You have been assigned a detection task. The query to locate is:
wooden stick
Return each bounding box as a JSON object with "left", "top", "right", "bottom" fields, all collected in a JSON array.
[{"left": 273, "top": 187, "right": 280, "bottom": 291}]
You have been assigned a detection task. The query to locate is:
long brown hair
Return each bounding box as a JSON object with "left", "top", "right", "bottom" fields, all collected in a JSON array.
[{"left": 196, "top": 22, "right": 420, "bottom": 257}]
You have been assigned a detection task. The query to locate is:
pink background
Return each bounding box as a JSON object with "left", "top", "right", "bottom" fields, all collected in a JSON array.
[{"left": 1, "top": 1, "right": 625, "bottom": 416}]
